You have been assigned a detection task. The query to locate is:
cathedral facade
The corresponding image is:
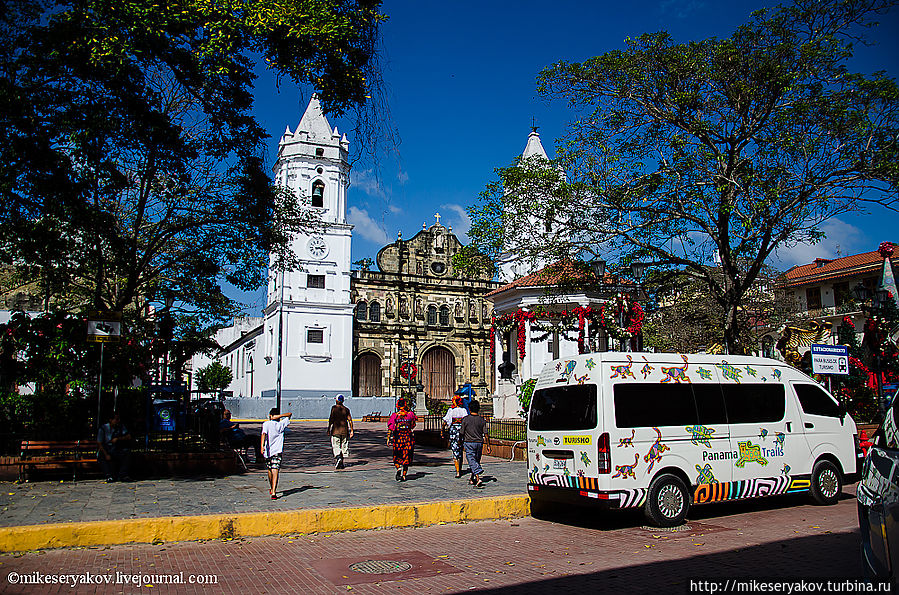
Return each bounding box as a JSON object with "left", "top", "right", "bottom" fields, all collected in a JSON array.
[
  {"left": 193, "top": 97, "right": 499, "bottom": 417},
  {"left": 352, "top": 220, "right": 499, "bottom": 405}
]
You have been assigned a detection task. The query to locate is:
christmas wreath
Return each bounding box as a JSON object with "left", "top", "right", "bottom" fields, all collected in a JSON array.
[{"left": 399, "top": 361, "right": 418, "bottom": 381}]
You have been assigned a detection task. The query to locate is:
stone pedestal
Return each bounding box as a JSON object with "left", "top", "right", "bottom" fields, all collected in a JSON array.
[
  {"left": 414, "top": 389, "right": 428, "bottom": 418},
  {"left": 491, "top": 378, "right": 521, "bottom": 419}
]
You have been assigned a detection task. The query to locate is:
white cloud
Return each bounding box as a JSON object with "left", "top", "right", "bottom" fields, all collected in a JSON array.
[
  {"left": 440, "top": 203, "right": 472, "bottom": 240},
  {"left": 387, "top": 204, "right": 403, "bottom": 215},
  {"left": 348, "top": 206, "right": 389, "bottom": 244},
  {"left": 350, "top": 169, "right": 386, "bottom": 199},
  {"left": 397, "top": 170, "right": 409, "bottom": 184},
  {"left": 774, "top": 219, "right": 866, "bottom": 268}
]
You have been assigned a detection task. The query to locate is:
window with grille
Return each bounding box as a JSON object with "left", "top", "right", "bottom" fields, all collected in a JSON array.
[
  {"left": 369, "top": 301, "right": 381, "bottom": 322},
  {"left": 307, "top": 329, "right": 324, "bottom": 344},
  {"left": 307, "top": 274, "right": 325, "bottom": 289},
  {"left": 427, "top": 305, "right": 437, "bottom": 325},
  {"left": 356, "top": 302, "right": 368, "bottom": 321},
  {"left": 439, "top": 305, "right": 450, "bottom": 326}
]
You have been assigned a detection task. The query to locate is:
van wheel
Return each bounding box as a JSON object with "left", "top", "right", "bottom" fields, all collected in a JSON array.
[
  {"left": 810, "top": 460, "right": 842, "bottom": 506},
  {"left": 529, "top": 496, "right": 552, "bottom": 518},
  {"left": 644, "top": 474, "right": 690, "bottom": 527}
]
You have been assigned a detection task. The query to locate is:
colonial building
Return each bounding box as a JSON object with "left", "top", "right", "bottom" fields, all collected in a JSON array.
[
  {"left": 351, "top": 219, "right": 500, "bottom": 405},
  {"left": 192, "top": 97, "right": 501, "bottom": 417}
]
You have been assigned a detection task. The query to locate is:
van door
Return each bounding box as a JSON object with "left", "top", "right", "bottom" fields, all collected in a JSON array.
[
  {"left": 791, "top": 382, "right": 855, "bottom": 474},
  {"left": 721, "top": 374, "right": 806, "bottom": 485}
]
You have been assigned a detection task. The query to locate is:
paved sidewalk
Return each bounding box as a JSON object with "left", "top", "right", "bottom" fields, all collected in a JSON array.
[{"left": 0, "top": 422, "right": 527, "bottom": 550}]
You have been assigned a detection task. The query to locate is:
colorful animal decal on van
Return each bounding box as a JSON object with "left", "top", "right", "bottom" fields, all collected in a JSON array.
[
  {"left": 644, "top": 427, "right": 669, "bottom": 473},
  {"left": 536, "top": 436, "right": 546, "bottom": 447},
  {"left": 735, "top": 440, "right": 769, "bottom": 467},
  {"left": 612, "top": 454, "right": 640, "bottom": 480},
  {"left": 660, "top": 355, "right": 690, "bottom": 383},
  {"left": 573, "top": 373, "right": 590, "bottom": 385},
  {"left": 745, "top": 365, "right": 758, "bottom": 377},
  {"left": 584, "top": 358, "right": 596, "bottom": 371},
  {"left": 775, "top": 432, "right": 785, "bottom": 448},
  {"left": 610, "top": 355, "right": 636, "bottom": 380},
  {"left": 781, "top": 464, "right": 791, "bottom": 475},
  {"left": 557, "top": 360, "right": 577, "bottom": 383},
  {"left": 771, "top": 369, "right": 782, "bottom": 381},
  {"left": 716, "top": 361, "right": 743, "bottom": 383},
  {"left": 697, "top": 367, "right": 712, "bottom": 380},
  {"left": 759, "top": 428, "right": 768, "bottom": 441},
  {"left": 685, "top": 424, "right": 716, "bottom": 448},
  {"left": 695, "top": 463, "right": 719, "bottom": 484},
  {"left": 618, "top": 429, "right": 636, "bottom": 448},
  {"left": 641, "top": 356, "right": 655, "bottom": 379},
  {"left": 580, "top": 451, "right": 591, "bottom": 466}
]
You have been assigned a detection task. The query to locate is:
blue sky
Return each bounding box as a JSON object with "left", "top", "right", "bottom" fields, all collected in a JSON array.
[{"left": 238, "top": 0, "right": 899, "bottom": 313}]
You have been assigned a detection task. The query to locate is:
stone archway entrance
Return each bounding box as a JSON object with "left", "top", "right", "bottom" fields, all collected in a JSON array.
[
  {"left": 353, "top": 352, "right": 382, "bottom": 397},
  {"left": 421, "top": 346, "right": 455, "bottom": 403}
]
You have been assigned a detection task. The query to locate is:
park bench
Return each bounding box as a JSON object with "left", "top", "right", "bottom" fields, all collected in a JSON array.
[
  {"left": 362, "top": 412, "right": 381, "bottom": 422},
  {"left": 19, "top": 440, "right": 99, "bottom": 483}
]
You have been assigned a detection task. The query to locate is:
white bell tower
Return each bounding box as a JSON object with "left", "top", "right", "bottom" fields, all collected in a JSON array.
[{"left": 262, "top": 95, "right": 354, "bottom": 401}]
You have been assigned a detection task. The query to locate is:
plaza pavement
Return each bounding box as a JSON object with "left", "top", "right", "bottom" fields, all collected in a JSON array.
[{"left": 0, "top": 421, "right": 529, "bottom": 551}]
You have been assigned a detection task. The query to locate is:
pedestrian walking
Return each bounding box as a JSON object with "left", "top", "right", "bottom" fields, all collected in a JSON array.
[
  {"left": 387, "top": 398, "right": 417, "bottom": 481},
  {"left": 261, "top": 408, "right": 292, "bottom": 499},
  {"left": 442, "top": 395, "right": 468, "bottom": 478},
  {"left": 327, "top": 394, "right": 353, "bottom": 469},
  {"left": 460, "top": 400, "right": 490, "bottom": 488}
]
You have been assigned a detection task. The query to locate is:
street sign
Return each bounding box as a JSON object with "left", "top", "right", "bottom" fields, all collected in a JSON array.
[
  {"left": 87, "top": 311, "right": 122, "bottom": 343},
  {"left": 811, "top": 344, "right": 849, "bottom": 375}
]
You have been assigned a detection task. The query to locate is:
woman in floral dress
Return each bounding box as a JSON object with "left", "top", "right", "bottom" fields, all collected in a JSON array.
[
  {"left": 388, "top": 399, "right": 417, "bottom": 481},
  {"left": 441, "top": 395, "right": 468, "bottom": 478}
]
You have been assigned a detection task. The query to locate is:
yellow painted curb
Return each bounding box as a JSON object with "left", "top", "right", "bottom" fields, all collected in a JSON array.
[{"left": 0, "top": 495, "right": 531, "bottom": 553}]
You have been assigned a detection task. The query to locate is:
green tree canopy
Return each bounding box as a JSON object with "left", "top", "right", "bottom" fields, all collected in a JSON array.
[
  {"left": 195, "top": 361, "right": 232, "bottom": 395},
  {"left": 0, "top": 0, "right": 385, "bottom": 325},
  {"left": 465, "top": 0, "right": 899, "bottom": 354}
]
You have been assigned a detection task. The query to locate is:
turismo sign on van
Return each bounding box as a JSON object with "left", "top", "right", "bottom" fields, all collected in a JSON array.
[{"left": 810, "top": 344, "right": 849, "bottom": 375}]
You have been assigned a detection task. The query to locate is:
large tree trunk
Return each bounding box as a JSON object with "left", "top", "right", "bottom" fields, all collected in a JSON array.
[{"left": 724, "top": 301, "right": 744, "bottom": 355}]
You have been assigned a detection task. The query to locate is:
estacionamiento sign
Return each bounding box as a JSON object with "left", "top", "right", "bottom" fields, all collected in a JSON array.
[{"left": 810, "top": 343, "right": 849, "bottom": 375}]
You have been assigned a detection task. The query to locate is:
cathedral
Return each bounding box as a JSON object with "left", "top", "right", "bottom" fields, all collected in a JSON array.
[{"left": 194, "top": 97, "right": 500, "bottom": 418}]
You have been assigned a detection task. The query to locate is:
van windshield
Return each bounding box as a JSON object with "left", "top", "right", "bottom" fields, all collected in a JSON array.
[{"left": 529, "top": 384, "right": 597, "bottom": 431}]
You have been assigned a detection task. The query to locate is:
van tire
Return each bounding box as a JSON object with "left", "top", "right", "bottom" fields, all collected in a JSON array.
[
  {"left": 644, "top": 474, "right": 690, "bottom": 527},
  {"left": 529, "top": 496, "right": 552, "bottom": 518},
  {"left": 810, "top": 460, "right": 842, "bottom": 505}
]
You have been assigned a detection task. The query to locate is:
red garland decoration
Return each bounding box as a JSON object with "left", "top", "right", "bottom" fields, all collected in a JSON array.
[
  {"left": 399, "top": 361, "right": 418, "bottom": 381},
  {"left": 849, "top": 356, "right": 869, "bottom": 374},
  {"left": 489, "top": 325, "right": 495, "bottom": 367}
]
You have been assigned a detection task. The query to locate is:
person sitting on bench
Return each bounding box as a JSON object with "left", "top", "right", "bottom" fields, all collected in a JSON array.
[{"left": 220, "top": 410, "right": 263, "bottom": 464}]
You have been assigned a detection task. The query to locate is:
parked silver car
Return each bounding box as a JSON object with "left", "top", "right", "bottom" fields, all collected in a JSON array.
[{"left": 858, "top": 387, "right": 899, "bottom": 586}]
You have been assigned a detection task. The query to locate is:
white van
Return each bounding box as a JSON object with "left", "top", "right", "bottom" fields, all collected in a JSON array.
[{"left": 526, "top": 353, "right": 862, "bottom": 526}]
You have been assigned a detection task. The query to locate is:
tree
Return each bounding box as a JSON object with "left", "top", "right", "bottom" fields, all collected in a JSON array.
[
  {"left": 465, "top": 0, "right": 899, "bottom": 354},
  {"left": 0, "top": 0, "right": 385, "bottom": 324},
  {"left": 195, "top": 362, "right": 232, "bottom": 397}
]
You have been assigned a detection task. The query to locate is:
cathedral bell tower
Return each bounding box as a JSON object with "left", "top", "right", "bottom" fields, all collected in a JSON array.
[{"left": 262, "top": 95, "right": 354, "bottom": 401}]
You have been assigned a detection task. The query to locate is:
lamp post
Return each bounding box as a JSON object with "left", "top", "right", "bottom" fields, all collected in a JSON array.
[
  {"left": 160, "top": 292, "right": 175, "bottom": 385},
  {"left": 400, "top": 343, "right": 424, "bottom": 411},
  {"left": 853, "top": 282, "right": 890, "bottom": 415}
]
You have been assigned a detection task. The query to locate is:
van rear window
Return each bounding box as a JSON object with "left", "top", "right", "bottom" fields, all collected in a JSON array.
[
  {"left": 529, "top": 384, "right": 597, "bottom": 431},
  {"left": 614, "top": 384, "right": 698, "bottom": 428}
]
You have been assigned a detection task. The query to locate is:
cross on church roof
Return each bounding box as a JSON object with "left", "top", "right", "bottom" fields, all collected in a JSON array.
[
  {"left": 531, "top": 116, "right": 539, "bottom": 133},
  {"left": 434, "top": 212, "right": 441, "bottom": 225}
]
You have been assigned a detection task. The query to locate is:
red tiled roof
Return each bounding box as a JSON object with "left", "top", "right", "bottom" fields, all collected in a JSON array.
[
  {"left": 486, "top": 260, "right": 610, "bottom": 298},
  {"left": 783, "top": 243, "right": 896, "bottom": 287}
]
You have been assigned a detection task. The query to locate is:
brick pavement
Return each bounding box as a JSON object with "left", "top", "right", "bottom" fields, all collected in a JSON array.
[
  {"left": 0, "top": 485, "right": 863, "bottom": 594},
  {"left": 0, "top": 422, "right": 524, "bottom": 528}
]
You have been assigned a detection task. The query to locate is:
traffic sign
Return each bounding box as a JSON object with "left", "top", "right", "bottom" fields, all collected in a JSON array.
[
  {"left": 87, "top": 311, "right": 122, "bottom": 343},
  {"left": 810, "top": 343, "right": 849, "bottom": 375}
]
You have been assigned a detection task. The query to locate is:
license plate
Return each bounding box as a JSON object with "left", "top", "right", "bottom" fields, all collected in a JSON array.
[{"left": 553, "top": 459, "right": 566, "bottom": 469}]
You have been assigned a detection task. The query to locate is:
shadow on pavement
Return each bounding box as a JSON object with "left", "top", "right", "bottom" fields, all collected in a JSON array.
[{"left": 472, "top": 531, "right": 862, "bottom": 594}]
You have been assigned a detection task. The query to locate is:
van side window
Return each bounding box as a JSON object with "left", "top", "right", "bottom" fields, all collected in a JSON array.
[
  {"left": 614, "top": 384, "right": 698, "bottom": 428},
  {"left": 794, "top": 384, "right": 841, "bottom": 418},
  {"left": 529, "top": 384, "right": 597, "bottom": 431},
  {"left": 693, "top": 384, "right": 728, "bottom": 425},
  {"left": 722, "top": 384, "right": 785, "bottom": 423}
]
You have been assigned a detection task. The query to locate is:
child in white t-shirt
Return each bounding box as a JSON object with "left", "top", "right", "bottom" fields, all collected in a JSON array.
[{"left": 261, "top": 408, "right": 292, "bottom": 499}]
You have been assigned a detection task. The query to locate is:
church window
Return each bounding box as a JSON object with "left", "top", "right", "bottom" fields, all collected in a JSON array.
[
  {"left": 311, "top": 180, "right": 325, "bottom": 208},
  {"left": 431, "top": 261, "right": 446, "bottom": 275},
  {"left": 307, "top": 329, "right": 324, "bottom": 344},
  {"left": 427, "top": 305, "right": 437, "bottom": 325},
  {"left": 307, "top": 274, "right": 325, "bottom": 289},
  {"left": 369, "top": 301, "right": 381, "bottom": 322},
  {"left": 356, "top": 301, "right": 368, "bottom": 321},
  {"left": 316, "top": 148, "right": 324, "bottom": 157},
  {"left": 439, "top": 305, "right": 450, "bottom": 326}
]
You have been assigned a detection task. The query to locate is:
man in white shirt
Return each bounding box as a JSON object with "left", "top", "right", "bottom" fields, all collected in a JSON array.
[{"left": 261, "top": 408, "right": 292, "bottom": 499}]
